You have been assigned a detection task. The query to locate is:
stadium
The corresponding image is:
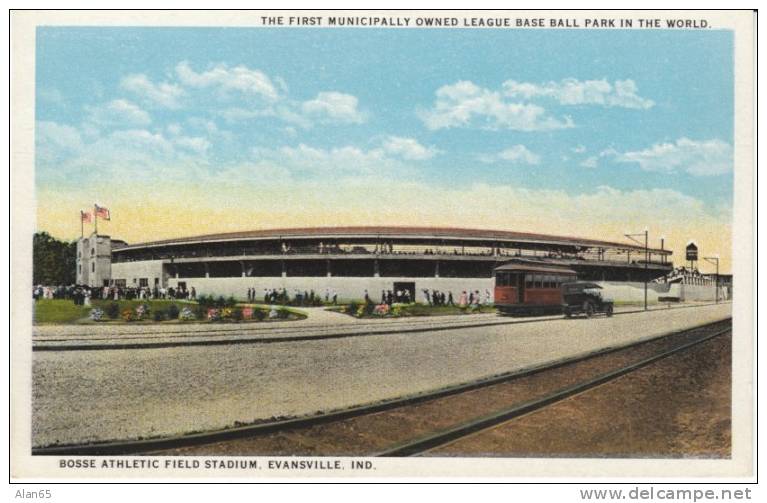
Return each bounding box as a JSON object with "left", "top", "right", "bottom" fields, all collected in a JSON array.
[{"left": 77, "top": 226, "right": 677, "bottom": 301}]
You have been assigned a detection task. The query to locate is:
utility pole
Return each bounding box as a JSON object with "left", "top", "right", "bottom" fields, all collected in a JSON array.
[
  {"left": 703, "top": 256, "right": 720, "bottom": 303},
  {"left": 625, "top": 229, "right": 649, "bottom": 311}
]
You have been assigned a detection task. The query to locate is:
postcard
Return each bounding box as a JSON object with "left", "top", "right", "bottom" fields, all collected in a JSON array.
[{"left": 10, "top": 10, "right": 755, "bottom": 481}]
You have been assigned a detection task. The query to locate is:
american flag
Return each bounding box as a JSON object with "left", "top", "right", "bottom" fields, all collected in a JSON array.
[
  {"left": 94, "top": 204, "right": 111, "bottom": 221},
  {"left": 80, "top": 210, "right": 92, "bottom": 223}
]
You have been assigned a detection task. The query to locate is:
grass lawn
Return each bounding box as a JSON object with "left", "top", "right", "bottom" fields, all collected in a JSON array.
[
  {"left": 33, "top": 300, "right": 93, "bottom": 324},
  {"left": 33, "top": 298, "right": 306, "bottom": 324},
  {"left": 328, "top": 302, "right": 496, "bottom": 318}
]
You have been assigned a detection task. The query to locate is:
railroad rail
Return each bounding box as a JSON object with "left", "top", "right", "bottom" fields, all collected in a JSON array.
[
  {"left": 32, "top": 318, "right": 731, "bottom": 456},
  {"left": 377, "top": 322, "right": 730, "bottom": 456}
]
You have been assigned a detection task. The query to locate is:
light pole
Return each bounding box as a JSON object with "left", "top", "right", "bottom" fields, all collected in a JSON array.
[
  {"left": 703, "top": 255, "right": 720, "bottom": 303},
  {"left": 625, "top": 229, "right": 649, "bottom": 311}
]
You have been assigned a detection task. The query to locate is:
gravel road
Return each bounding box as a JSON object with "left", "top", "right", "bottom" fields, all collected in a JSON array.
[{"left": 32, "top": 303, "right": 731, "bottom": 447}]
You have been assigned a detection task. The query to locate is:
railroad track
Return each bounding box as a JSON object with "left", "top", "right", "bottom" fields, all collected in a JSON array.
[{"left": 32, "top": 318, "right": 731, "bottom": 456}]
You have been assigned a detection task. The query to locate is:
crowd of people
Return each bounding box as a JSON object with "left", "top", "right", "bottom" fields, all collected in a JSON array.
[
  {"left": 35, "top": 281, "right": 495, "bottom": 311},
  {"left": 654, "top": 266, "right": 716, "bottom": 285},
  {"left": 33, "top": 284, "right": 197, "bottom": 304},
  {"left": 358, "top": 287, "right": 493, "bottom": 308}
]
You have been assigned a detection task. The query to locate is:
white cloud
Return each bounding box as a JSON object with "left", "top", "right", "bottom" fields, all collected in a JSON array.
[
  {"left": 121, "top": 74, "right": 184, "bottom": 108},
  {"left": 498, "top": 145, "right": 540, "bottom": 165},
  {"left": 580, "top": 156, "right": 598, "bottom": 168},
  {"left": 419, "top": 80, "right": 573, "bottom": 131},
  {"left": 609, "top": 138, "right": 732, "bottom": 176},
  {"left": 251, "top": 142, "right": 422, "bottom": 175},
  {"left": 166, "top": 123, "right": 183, "bottom": 136},
  {"left": 572, "top": 145, "right": 587, "bottom": 154},
  {"left": 108, "top": 129, "right": 174, "bottom": 155},
  {"left": 301, "top": 91, "right": 366, "bottom": 124},
  {"left": 36, "top": 121, "right": 83, "bottom": 152},
  {"left": 175, "top": 61, "right": 280, "bottom": 101},
  {"left": 86, "top": 99, "right": 151, "bottom": 127},
  {"left": 381, "top": 136, "right": 438, "bottom": 160},
  {"left": 480, "top": 145, "right": 541, "bottom": 165},
  {"left": 503, "top": 78, "right": 654, "bottom": 109},
  {"left": 173, "top": 136, "right": 211, "bottom": 155}
]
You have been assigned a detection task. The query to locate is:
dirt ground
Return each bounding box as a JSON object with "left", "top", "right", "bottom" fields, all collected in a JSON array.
[
  {"left": 429, "top": 332, "right": 731, "bottom": 458},
  {"left": 155, "top": 321, "right": 730, "bottom": 457}
]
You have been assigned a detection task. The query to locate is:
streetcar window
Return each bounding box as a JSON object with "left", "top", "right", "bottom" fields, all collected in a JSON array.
[
  {"left": 525, "top": 274, "right": 533, "bottom": 288},
  {"left": 534, "top": 275, "right": 542, "bottom": 288}
]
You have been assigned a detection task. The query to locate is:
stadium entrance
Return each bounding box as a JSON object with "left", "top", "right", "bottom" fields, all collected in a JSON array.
[{"left": 393, "top": 282, "right": 416, "bottom": 302}]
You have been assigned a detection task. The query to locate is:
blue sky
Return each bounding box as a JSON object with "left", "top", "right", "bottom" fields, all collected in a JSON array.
[{"left": 34, "top": 26, "right": 735, "bottom": 269}]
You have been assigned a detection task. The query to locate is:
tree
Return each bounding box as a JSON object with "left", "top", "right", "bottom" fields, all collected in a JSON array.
[{"left": 33, "top": 232, "right": 77, "bottom": 285}]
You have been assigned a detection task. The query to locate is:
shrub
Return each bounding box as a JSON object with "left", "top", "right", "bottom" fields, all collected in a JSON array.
[
  {"left": 391, "top": 305, "right": 402, "bottom": 317},
  {"left": 207, "top": 308, "right": 221, "bottom": 321},
  {"left": 89, "top": 308, "right": 105, "bottom": 321},
  {"left": 167, "top": 304, "right": 180, "bottom": 320},
  {"left": 121, "top": 309, "right": 135, "bottom": 322},
  {"left": 105, "top": 302, "right": 120, "bottom": 319},
  {"left": 153, "top": 310, "right": 166, "bottom": 322},
  {"left": 179, "top": 307, "right": 196, "bottom": 321},
  {"left": 277, "top": 307, "right": 290, "bottom": 319},
  {"left": 135, "top": 304, "right": 150, "bottom": 320},
  {"left": 253, "top": 308, "right": 266, "bottom": 321},
  {"left": 196, "top": 294, "right": 211, "bottom": 307},
  {"left": 225, "top": 296, "right": 237, "bottom": 308},
  {"left": 347, "top": 301, "right": 359, "bottom": 316},
  {"left": 215, "top": 296, "right": 227, "bottom": 308},
  {"left": 232, "top": 308, "right": 243, "bottom": 321}
]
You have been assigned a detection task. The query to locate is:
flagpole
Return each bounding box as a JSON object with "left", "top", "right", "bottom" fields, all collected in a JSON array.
[
  {"left": 94, "top": 204, "right": 98, "bottom": 235},
  {"left": 80, "top": 212, "right": 84, "bottom": 238}
]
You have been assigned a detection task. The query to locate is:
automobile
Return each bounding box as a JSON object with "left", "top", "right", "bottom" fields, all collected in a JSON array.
[{"left": 561, "top": 282, "right": 614, "bottom": 318}]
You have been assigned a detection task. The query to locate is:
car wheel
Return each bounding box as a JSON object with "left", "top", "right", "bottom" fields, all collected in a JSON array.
[
  {"left": 583, "top": 301, "right": 594, "bottom": 318},
  {"left": 606, "top": 305, "right": 614, "bottom": 317}
]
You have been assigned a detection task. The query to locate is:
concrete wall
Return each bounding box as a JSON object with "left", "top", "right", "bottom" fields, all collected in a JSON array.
[
  {"left": 595, "top": 281, "right": 719, "bottom": 303},
  {"left": 107, "top": 260, "right": 721, "bottom": 304},
  {"left": 595, "top": 281, "right": 668, "bottom": 303},
  {"left": 111, "top": 260, "right": 166, "bottom": 288},
  {"left": 166, "top": 275, "right": 494, "bottom": 302},
  {"left": 679, "top": 283, "right": 719, "bottom": 302}
]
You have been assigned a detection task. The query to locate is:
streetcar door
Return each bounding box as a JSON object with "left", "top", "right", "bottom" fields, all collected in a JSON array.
[{"left": 517, "top": 273, "right": 525, "bottom": 304}]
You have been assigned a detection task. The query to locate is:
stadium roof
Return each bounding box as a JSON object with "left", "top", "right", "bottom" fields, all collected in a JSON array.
[{"left": 115, "top": 226, "right": 670, "bottom": 255}]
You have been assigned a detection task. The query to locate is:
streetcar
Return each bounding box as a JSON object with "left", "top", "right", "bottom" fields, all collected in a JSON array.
[{"left": 494, "top": 261, "right": 577, "bottom": 315}]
